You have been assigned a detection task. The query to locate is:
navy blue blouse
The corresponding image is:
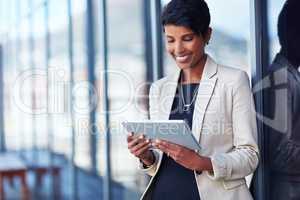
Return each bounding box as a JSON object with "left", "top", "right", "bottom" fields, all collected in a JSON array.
[{"left": 151, "top": 83, "right": 201, "bottom": 200}]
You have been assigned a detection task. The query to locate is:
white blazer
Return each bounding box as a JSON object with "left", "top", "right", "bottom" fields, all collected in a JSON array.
[{"left": 139, "top": 55, "right": 259, "bottom": 200}]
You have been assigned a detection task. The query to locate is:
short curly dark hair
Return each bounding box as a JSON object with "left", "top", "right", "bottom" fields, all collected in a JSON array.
[{"left": 161, "top": 0, "right": 211, "bottom": 36}]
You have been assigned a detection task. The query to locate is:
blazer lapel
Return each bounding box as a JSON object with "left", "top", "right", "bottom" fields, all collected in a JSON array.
[
  {"left": 159, "top": 69, "right": 181, "bottom": 120},
  {"left": 192, "top": 55, "right": 218, "bottom": 145}
]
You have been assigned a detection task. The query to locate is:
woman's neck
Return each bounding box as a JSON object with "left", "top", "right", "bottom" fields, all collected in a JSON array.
[{"left": 181, "top": 54, "right": 207, "bottom": 84}]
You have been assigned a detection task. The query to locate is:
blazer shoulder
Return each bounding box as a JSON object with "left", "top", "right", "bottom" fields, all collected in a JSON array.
[
  {"left": 149, "top": 76, "right": 169, "bottom": 97},
  {"left": 217, "top": 65, "right": 249, "bottom": 85},
  {"left": 150, "top": 76, "right": 170, "bottom": 90}
]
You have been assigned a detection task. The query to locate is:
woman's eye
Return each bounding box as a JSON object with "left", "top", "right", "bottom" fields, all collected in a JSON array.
[
  {"left": 167, "top": 40, "right": 174, "bottom": 43},
  {"left": 183, "top": 36, "right": 193, "bottom": 41}
]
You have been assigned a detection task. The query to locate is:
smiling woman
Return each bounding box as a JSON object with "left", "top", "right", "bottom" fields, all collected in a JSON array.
[
  {"left": 164, "top": 25, "right": 210, "bottom": 83},
  {"left": 126, "top": 0, "right": 259, "bottom": 200}
]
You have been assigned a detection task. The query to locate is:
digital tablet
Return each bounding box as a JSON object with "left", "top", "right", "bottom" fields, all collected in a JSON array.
[{"left": 122, "top": 120, "right": 201, "bottom": 151}]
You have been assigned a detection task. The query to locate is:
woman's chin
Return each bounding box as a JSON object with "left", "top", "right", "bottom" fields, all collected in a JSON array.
[{"left": 176, "top": 63, "right": 191, "bottom": 70}]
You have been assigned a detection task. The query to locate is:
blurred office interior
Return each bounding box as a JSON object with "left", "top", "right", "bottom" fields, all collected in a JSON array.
[{"left": 0, "top": 0, "right": 291, "bottom": 199}]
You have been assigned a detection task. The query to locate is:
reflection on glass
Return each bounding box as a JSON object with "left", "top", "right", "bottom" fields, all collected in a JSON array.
[{"left": 265, "top": 0, "right": 300, "bottom": 199}]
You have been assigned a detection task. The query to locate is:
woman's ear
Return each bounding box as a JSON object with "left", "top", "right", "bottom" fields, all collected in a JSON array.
[{"left": 205, "top": 27, "right": 212, "bottom": 44}]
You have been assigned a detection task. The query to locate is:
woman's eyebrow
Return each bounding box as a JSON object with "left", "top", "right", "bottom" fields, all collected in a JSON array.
[
  {"left": 166, "top": 33, "right": 195, "bottom": 38},
  {"left": 181, "top": 33, "right": 195, "bottom": 37}
]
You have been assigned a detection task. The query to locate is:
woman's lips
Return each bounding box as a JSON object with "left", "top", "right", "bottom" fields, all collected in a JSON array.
[{"left": 175, "top": 55, "right": 190, "bottom": 63}]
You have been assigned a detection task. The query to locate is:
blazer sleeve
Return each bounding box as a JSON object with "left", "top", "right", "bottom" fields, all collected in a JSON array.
[
  {"left": 206, "top": 71, "right": 260, "bottom": 181},
  {"left": 138, "top": 83, "right": 163, "bottom": 177}
]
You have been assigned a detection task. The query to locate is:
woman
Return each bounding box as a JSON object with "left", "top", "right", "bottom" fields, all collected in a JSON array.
[{"left": 127, "top": 0, "right": 259, "bottom": 199}]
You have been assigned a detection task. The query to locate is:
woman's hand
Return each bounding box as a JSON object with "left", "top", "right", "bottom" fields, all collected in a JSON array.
[
  {"left": 127, "top": 133, "right": 155, "bottom": 167},
  {"left": 153, "top": 139, "right": 213, "bottom": 172}
]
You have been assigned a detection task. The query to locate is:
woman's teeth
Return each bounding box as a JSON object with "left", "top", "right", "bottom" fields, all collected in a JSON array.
[{"left": 176, "top": 55, "right": 189, "bottom": 63}]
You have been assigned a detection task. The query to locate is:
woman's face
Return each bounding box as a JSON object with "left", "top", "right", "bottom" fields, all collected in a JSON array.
[{"left": 164, "top": 25, "right": 210, "bottom": 70}]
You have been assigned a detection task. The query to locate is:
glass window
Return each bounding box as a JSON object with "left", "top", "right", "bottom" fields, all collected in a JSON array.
[
  {"left": 48, "top": 0, "right": 73, "bottom": 198},
  {"left": 32, "top": 4, "right": 48, "bottom": 150},
  {"left": 263, "top": 1, "right": 300, "bottom": 200},
  {"left": 3, "top": 0, "right": 20, "bottom": 151},
  {"left": 95, "top": 0, "right": 148, "bottom": 199},
  {"left": 15, "top": 4, "right": 33, "bottom": 152},
  {"left": 49, "top": 0, "right": 72, "bottom": 158},
  {"left": 71, "top": 0, "right": 91, "bottom": 171}
]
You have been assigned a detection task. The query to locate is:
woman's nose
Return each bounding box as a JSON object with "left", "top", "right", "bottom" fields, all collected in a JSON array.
[{"left": 174, "top": 42, "right": 185, "bottom": 55}]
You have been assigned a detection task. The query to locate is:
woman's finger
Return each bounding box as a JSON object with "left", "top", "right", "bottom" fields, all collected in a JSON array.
[
  {"left": 154, "top": 142, "right": 177, "bottom": 156},
  {"left": 133, "top": 142, "right": 152, "bottom": 157},
  {"left": 128, "top": 137, "right": 140, "bottom": 148},
  {"left": 155, "top": 143, "right": 184, "bottom": 162},
  {"left": 154, "top": 140, "right": 180, "bottom": 152},
  {"left": 131, "top": 139, "right": 150, "bottom": 153},
  {"left": 126, "top": 132, "right": 134, "bottom": 142},
  {"left": 135, "top": 143, "right": 151, "bottom": 157},
  {"left": 128, "top": 135, "right": 146, "bottom": 149}
]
